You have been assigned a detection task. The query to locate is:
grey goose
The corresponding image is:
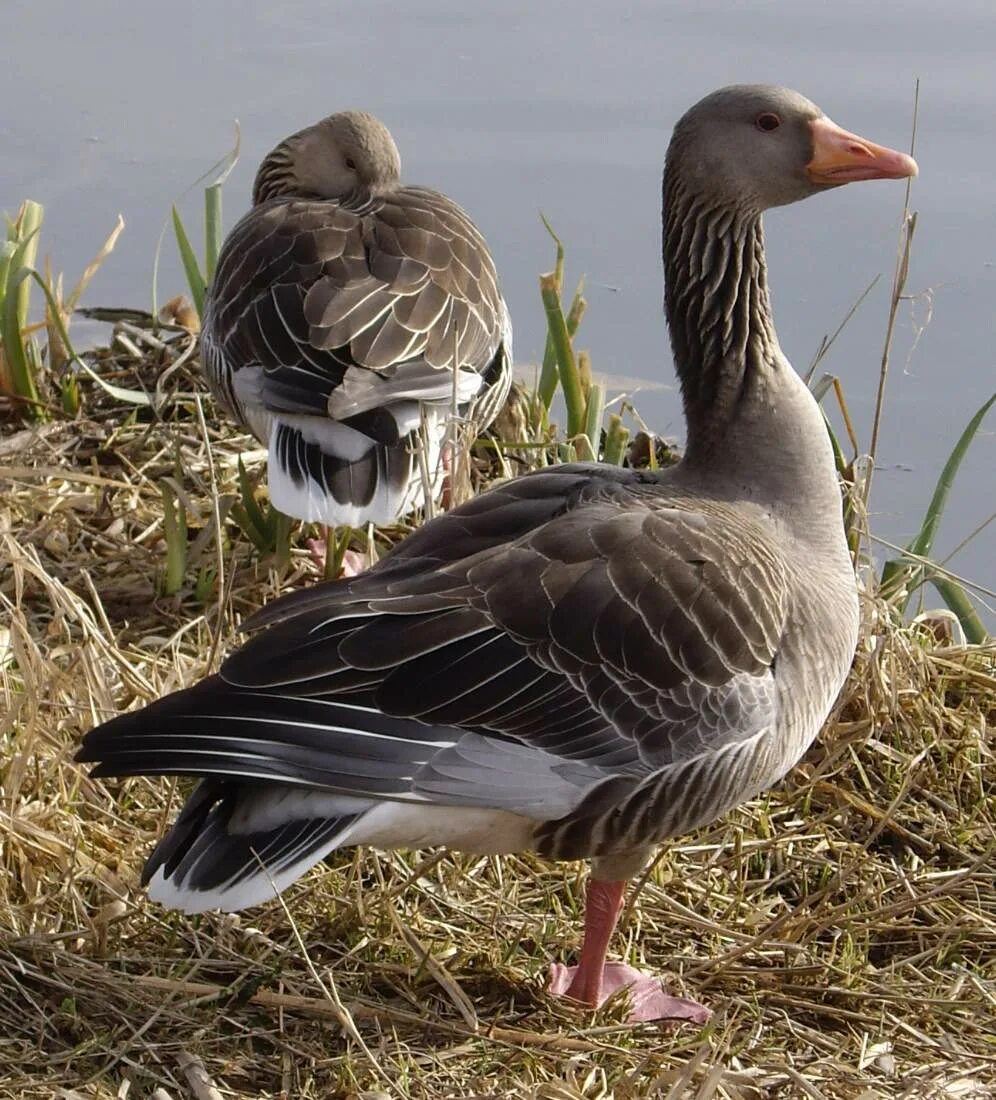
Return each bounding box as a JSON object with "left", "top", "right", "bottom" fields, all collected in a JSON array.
[
  {"left": 201, "top": 110, "right": 512, "bottom": 528},
  {"left": 79, "top": 86, "right": 916, "bottom": 1022}
]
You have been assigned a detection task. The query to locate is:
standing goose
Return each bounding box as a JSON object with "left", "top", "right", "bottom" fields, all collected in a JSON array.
[
  {"left": 79, "top": 87, "right": 916, "bottom": 1022},
  {"left": 201, "top": 110, "right": 512, "bottom": 528}
]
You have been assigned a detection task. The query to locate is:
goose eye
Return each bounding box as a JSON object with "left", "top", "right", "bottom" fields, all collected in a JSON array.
[
  {"left": 756, "top": 112, "right": 781, "bottom": 133},
  {"left": 344, "top": 157, "right": 357, "bottom": 171}
]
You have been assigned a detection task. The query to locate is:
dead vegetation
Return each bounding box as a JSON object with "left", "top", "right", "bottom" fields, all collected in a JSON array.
[{"left": 1, "top": 327, "right": 994, "bottom": 1100}]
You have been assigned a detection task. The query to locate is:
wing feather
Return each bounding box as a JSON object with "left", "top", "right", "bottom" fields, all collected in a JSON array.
[{"left": 81, "top": 466, "right": 792, "bottom": 857}]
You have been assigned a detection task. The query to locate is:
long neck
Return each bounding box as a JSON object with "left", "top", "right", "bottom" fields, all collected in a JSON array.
[
  {"left": 662, "top": 172, "right": 780, "bottom": 462},
  {"left": 661, "top": 170, "right": 848, "bottom": 542}
]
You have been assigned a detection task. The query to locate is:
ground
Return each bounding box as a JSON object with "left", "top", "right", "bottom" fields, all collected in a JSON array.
[{"left": 1, "top": 335, "right": 994, "bottom": 1099}]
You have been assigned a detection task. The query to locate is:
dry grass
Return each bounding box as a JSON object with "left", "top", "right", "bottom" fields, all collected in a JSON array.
[{"left": 1, "top": 332, "right": 995, "bottom": 1100}]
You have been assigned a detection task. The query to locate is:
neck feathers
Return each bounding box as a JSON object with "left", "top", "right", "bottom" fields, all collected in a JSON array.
[
  {"left": 252, "top": 143, "right": 296, "bottom": 205},
  {"left": 662, "top": 173, "right": 778, "bottom": 452}
]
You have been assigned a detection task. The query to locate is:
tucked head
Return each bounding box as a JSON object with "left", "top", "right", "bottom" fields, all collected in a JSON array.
[
  {"left": 666, "top": 84, "right": 917, "bottom": 213},
  {"left": 253, "top": 110, "right": 402, "bottom": 204}
]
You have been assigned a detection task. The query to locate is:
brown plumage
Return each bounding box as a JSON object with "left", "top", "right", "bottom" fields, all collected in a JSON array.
[
  {"left": 79, "top": 86, "right": 916, "bottom": 1023},
  {"left": 202, "top": 110, "right": 511, "bottom": 526}
]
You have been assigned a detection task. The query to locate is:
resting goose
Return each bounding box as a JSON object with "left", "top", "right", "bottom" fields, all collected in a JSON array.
[
  {"left": 201, "top": 110, "right": 511, "bottom": 528},
  {"left": 79, "top": 86, "right": 916, "bottom": 1022}
]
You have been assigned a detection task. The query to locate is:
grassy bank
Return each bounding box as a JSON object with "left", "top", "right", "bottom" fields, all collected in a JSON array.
[{"left": 0, "top": 198, "right": 994, "bottom": 1099}]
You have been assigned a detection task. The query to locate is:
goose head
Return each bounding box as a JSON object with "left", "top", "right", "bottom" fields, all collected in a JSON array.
[
  {"left": 253, "top": 110, "right": 402, "bottom": 204},
  {"left": 666, "top": 84, "right": 918, "bottom": 215}
]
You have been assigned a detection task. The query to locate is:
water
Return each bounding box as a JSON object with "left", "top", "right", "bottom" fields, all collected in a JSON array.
[{"left": 3, "top": 0, "right": 993, "bottom": 609}]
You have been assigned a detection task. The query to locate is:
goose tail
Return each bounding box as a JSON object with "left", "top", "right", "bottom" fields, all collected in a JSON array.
[
  {"left": 141, "top": 779, "right": 366, "bottom": 914},
  {"left": 267, "top": 416, "right": 445, "bottom": 528}
]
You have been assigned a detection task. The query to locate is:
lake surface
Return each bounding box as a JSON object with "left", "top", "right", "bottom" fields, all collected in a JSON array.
[{"left": 3, "top": 0, "right": 993, "bottom": 609}]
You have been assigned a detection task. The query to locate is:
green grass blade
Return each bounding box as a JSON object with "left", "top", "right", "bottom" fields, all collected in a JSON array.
[
  {"left": 576, "top": 348, "right": 592, "bottom": 400},
  {"left": 11, "top": 202, "right": 43, "bottom": 317},
  {"left": 881, "top": 390, "right": 996, "bottom": 605},
  {"left": 1, "top": 206, "right": 45, "bottom": 417},
  {"left": 927, "top": 573, "right": 989, "bottom": 644},
  {"left": 2, "top": 267, "right": 42, "bottom": 415},
  {"left": 538, "top": 280, "right": 586, "bottom": 411},
  {"left": 78, "top": 361, "right": 154, "bottom": 406},
  {"left": 819, "top": 408, "right": 848, "bottom": 479},
  {"left": 328, "top": 527, "right": 353, "bottom": 580},
  {"left": 194, "top": 566, "right": 218, "bottom": 606},
  {"left": 537, "top": 313, "right": 560, "bottom": 411},
  {"left": 539, "top": 213, "right": 564, "bottom": 295},
  {"left": 154, "top": 121, "right": 240, "bottom": 322},
  {"left": 539, "top": 272, "right": 585, "bottom": 438},
  {"left": 237, "top": 457, "right": 268, "bottom": 539},
  {"left": 602, "top": 413, "right": 630, "bottom": 466},
  {"left": 233, "top": 456, "right": 277, "bottom": 550},
  {"left": 878, "top": 558, "right": 906, "bottom": 603},
  {"left": 159, "top": 479, "right": 188, "bottom": 595},
  {"left": 228, "top": 503, "right": 258, "bottom": 550},
  {"left": 909, "top": 390, "right": 996, "bottom": 560},
  {"left": 3, "top": 268, "right": 45, "bottom": 418},
  {"left": 204, "top": 184, "right": 223, "bottom": 282},
  {"left": 60, "top": 374, "right": 80, "bottom": 416},
  {"left": 536, "top": 216, "right": 580, "bottom": 413},
  {"left": 809, "top": 374, "right": 849, "bottom": 476},
  {"left": 582, "top": 381, "right": 605, "bottom": 461},
  {"left": 273, "top": 508, "right": 292, "bottom": 569},
  {"left": 25, "top": 268, "right": 151, "bottom": 406},
  {"left": 809, "top": 374, "right": 835, "bottom": 403},
  {"left": 171, "top": 205, "right": 205, "bottom": 318},
  {"left": 0, "top": 240, "right": 15, "bottom": 298}
]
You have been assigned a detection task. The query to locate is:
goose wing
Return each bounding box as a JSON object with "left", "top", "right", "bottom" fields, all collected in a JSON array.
[{"left": 79, "top": 467, "right": 790, "bottom": 853}]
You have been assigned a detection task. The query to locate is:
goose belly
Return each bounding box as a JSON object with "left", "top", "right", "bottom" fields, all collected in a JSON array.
[{"left": 339, "top": 802, "right": 538, "bottom": 856}]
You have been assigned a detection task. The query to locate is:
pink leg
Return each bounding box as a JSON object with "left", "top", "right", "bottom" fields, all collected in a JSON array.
[
  {"left": 306, "top": 537, "right": 328, "bottom": 573},
  {"left": 548, "top": 879, "right": 711, "bottom": 1024},
  {"left": 554, "top": 878, "right": 625, "bottom": 1007},
  {"left": 307, "top": 528, "right": 368, "bottom": 578},
  {"left": 307, "top": 540, "right": 367, "bottom": 577}
]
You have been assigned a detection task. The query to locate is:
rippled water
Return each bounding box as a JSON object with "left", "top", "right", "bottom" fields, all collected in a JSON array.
[{"left": 3, "top": 0, "right": 993, "bottom": 603}]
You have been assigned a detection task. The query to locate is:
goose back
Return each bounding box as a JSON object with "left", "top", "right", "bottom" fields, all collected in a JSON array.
[{"left": 202, "top": 115, "right": 511, "bottom": 527}]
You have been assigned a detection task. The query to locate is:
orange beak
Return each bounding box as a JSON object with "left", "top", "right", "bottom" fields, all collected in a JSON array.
[{"left": 807, "top": 116, "right": 918, "bottom": 184}]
